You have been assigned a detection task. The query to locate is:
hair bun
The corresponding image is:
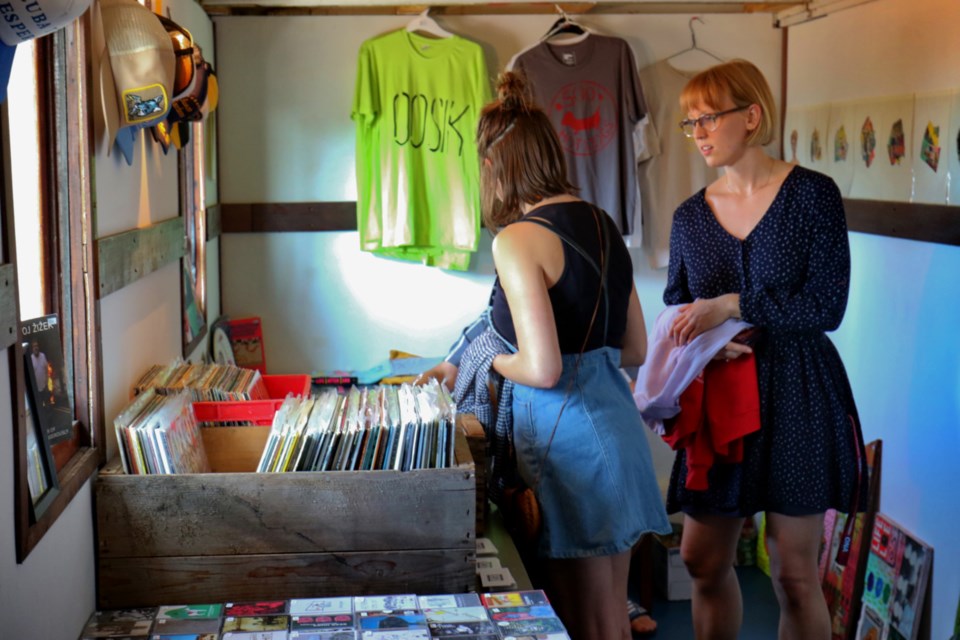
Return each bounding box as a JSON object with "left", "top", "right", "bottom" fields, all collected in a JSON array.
[{"left": 496, "top": 71, "right": 528, "bottom": 111}]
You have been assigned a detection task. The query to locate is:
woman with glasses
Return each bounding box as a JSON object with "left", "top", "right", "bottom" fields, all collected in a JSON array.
[{"left": 663, "top": 59, "right": 864, "bottom": 639}]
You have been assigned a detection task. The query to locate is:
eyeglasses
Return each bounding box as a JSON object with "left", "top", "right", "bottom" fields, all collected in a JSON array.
[{"left": 679, "top": 106, "right": 750, "bottom": 138}]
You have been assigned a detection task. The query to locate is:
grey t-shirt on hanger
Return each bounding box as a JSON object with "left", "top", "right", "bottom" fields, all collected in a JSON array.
[{"left": 514, "top": 35, "right": 646, "bottom": 235}]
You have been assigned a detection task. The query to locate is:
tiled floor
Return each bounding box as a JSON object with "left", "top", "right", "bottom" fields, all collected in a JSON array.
[{"left": 630, "top": 562, "right": 781, "bottom": 639}]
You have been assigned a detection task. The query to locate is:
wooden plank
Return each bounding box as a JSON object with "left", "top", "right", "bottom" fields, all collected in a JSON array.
[
  {"left": 96, "top": 466, "right": 475, "bottom": 558},
  {"left": 96, "top": 217, "right": 185, "bottom": 297},
  {"left": 98, "top": 548, "right": 476, "bottom": 609},
  {"left": 206, "top": 203, "right": 222, "bottom": 241},
  {"left": 0, "top": 263, "right": 15, "bottom": 349},
  {"left": 459, "top": 415, "right": 488, "bottom": 535},
  {"left": 845, "top": 199, "right": 960, "bottom": 247},
  {"left": 221, "top": 202, "right": 356, "bottom": 232},
  {"left": 24, "top": 447, "right": 98, "bottom": 562},
  {"left": 203, "top": 2, "right": 802, "bottom": 17}
]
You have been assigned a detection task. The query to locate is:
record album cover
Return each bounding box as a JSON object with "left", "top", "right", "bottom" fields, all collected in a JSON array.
[{"left": 21, "top": 314, "right": 73, "bottom": 446}]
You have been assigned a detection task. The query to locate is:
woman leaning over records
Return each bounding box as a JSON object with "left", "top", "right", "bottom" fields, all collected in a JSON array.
[{"left": 450, "top": 71, "right": 670, "bottom": 640}]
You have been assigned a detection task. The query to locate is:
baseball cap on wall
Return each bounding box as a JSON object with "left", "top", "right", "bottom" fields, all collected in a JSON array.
[
  {"left": 92, "top": 0, "right": 174, "bottom": 160},
  {"left": 0, "top": 0, "right": 93, "bottom": 46},
  {"left": 157, "top": 14, "right": 195, "bottom": 100},
  {"left": 0, "top": 41, "right": 15, "bottom": 103}
]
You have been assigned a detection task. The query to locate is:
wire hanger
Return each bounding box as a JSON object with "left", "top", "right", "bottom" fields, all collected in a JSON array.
[
  {"left": 406, "top": 8, "right": 453, "bottom": 39},
  {"left": 541, "top": 4, "right": 589, "bottom": 42},
  {"left": 666, "top": 17, "right": 723, "bottom": 63}
]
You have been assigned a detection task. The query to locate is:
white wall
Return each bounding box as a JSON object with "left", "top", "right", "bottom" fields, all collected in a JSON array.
[
  {"left": 788, "top": 0, "right": 960, "bottom": 636},
  {"left": 0, "top": 365, "right": 97, "bottom": 640},
  {"left": 215, "top": 12, "right": 781, "bottom": 377},
  {"left": 787, "top": 0, "right": 960, "bottom": 639},
  {"left": 0, "top": 2, "right": 219, "bottom": 638}
]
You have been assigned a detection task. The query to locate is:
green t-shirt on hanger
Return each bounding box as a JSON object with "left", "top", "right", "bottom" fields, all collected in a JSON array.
[{"left": 352, "top": 29, "right": 491, "bottom": 271}]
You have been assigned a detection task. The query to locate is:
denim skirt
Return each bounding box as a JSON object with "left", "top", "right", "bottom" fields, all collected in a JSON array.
[{"left": 511, "top": 347, "right": 671, "bottom": 558}]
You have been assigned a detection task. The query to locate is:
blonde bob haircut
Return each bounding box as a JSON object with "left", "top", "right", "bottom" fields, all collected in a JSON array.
[{"left": 679, "top": 59, "right": 777, "bottom": 147}]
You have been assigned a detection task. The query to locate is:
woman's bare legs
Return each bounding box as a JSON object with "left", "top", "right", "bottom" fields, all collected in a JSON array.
[
  {"left": 681, "top": 514, "right": 745, "bottom": 640},
  {"left": 542, "top": 549, "right": 633, "bottom": 640},
  {"left": 765, "top": 512, "right": 830, "bottom": 640}
]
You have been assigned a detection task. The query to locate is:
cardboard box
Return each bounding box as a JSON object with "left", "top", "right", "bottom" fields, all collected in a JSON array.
[
  {"left": 95, "top": 420, "right": 477, "bottom": 609},
  {"left": 654, "top": 525, "right": 692, "bottom": 601}
]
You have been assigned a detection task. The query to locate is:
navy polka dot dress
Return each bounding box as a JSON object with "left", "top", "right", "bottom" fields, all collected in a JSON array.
[{"left": 663, "top": 165, "right": 867, "bottom": 517}]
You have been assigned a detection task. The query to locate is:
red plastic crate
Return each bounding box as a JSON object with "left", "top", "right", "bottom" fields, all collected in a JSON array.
[{"left": 192, "top": 374, "right": 311, "bottom": 426}]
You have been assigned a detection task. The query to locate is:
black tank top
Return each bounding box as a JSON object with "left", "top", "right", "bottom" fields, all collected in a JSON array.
[{"left": 490, "top": 201, "right": 633, "bottom": 353}]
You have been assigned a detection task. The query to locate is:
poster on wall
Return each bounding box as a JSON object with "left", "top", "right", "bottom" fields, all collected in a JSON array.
[
  {"left": 826, "top": 100, "right": 858, "bottom": 196},
  {"left": 949, "top": 89, "right": 960, "bottom": 206},
  {"left": 911, "top": 90, "right": 953, "bottom": 204},
  {"left": 807, "top": 104, "right": 831, "bottom": 173},
  {"left": 849, "top": 95, "right": 914, "bottom": 202},
  {"left": 783, "top": 106, "right": 810, "bottom": 165}
]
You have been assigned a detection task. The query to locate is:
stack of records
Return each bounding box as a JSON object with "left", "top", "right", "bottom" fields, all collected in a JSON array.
[
  {"left": 114, "top": 390, "right": 211, "bottom": 475},
  {"left": 134, "top": 362, "right": 269, "bottom": 401},
  {"left": 258, "top": 381, "right": 457, "bottom": 473},
  {"left": 78, "top": 589, "right": 572, "bottom": 639}
]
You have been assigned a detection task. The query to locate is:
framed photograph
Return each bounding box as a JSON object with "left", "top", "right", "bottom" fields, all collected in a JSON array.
[{"left": 22, "top": 388, "right": 59, "bottom": 521}]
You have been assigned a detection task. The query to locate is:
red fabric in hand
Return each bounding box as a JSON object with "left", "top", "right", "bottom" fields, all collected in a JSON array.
[{"left": 662, "top": 353, "right": 761, "bottom": 490}]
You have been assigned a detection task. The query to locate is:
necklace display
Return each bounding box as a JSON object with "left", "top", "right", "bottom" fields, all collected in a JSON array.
[{"left": 725, "top": 158, "right": 775, "bottom": 197}]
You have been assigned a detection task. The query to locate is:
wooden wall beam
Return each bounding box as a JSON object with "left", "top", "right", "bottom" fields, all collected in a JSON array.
[
  {"left": 95, "top": 217, "right": 185, "bottom": 298},
  {"left": 221, "top": 202, "right": 356, "bottom": 232},
  {"left": 203, "top": 2, "right": 801, "bottom": 17},
  {"left": 844, "top": 199, "right": 960, "bottom": 247},
  {"left": 0, "top": 263, "right": 15, "bottom": 349},
  {"left": 206, "top": 203, "right": 222, "bottom": 241},
  {"left": 218, "top": 199, "right": 960, "bottom": 247}
]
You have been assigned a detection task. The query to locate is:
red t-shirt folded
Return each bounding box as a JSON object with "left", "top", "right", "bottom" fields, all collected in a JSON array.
[{"left": 662, "top": 353, "right": 761, "bottom": 491}]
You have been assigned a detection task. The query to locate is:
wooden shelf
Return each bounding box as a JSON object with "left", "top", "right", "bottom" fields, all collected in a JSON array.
[{"left": 202, "top": 1, "right": 802, "bottom": 18}]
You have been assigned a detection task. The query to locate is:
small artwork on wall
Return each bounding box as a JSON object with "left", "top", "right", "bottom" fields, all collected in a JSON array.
[
  {"left": 887, "top": 119, "right": 905, "bottom": 165},
  {"left": 790, "top": 129, "right": 799, "bottom": 163},
  {"left": 920, "top": 121, "right": 940, "bottom": 172},
  {"left": 834, "top": 126, "right": 848, "bottom": 162},
  {"left": 810, "top": 128, "right": 822, "bottom": 162},
  {"left": 861, "top": 117, "right": 876, "bottom": 168}
]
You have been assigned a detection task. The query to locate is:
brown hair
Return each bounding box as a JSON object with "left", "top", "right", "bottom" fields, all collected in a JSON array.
[
  {"left": 679, "top": 59, "right": 777, "bottom": 147},
  {"left": 476, "top": 71, "right": 575, "bottom": 232}
]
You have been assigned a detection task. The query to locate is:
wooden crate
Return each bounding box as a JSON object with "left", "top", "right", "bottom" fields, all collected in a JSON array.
[
  {"left": 459, "top": 414, "right": 488, "bottom": 535},
  {"left": 95, "top": 422, "right": 477, "bottom": 609}
]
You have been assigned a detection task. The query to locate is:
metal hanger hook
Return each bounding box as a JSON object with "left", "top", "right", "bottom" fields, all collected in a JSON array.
[
  {"left": 555, "top": 4, "right": 569, "bottom": 21},
  {"left": 689, "top": 16, "right": 705, "bottom": 48}
]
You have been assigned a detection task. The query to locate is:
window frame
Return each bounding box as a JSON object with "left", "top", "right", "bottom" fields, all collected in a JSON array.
[
  {"left": 181, "top": 121, "right": 207, "bottom": 358},
  {"left": 3, "top": 18, "right": 102, "bottom": 563}
]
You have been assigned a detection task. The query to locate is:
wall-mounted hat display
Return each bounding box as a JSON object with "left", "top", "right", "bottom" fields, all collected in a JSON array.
[{"left": 92, "top": 0, "right": 174, "bottom": 163}]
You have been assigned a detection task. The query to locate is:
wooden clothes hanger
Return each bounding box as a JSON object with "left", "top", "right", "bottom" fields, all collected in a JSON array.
[
  {"left": 406, "top": 8, "right": 453, "bottom": 39},
  {"left": 666, "top": 17, "right": 723, "bottom": 63}
]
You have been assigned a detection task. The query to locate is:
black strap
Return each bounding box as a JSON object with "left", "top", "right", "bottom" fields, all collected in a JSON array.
[{"left": 523, "top": 206, "right": 611, "bottom": 344}]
